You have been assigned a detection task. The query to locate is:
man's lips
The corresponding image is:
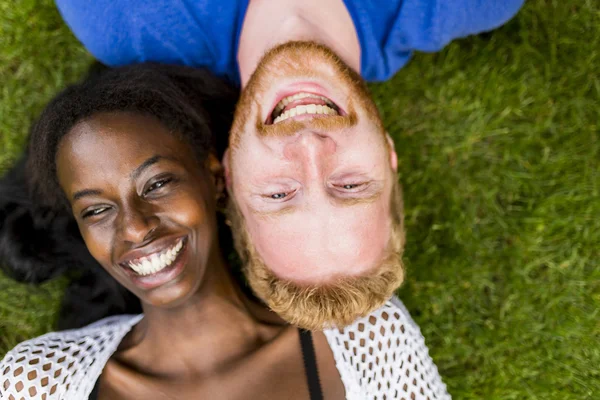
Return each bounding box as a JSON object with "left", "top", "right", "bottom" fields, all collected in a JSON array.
[
  {"left": 265, "top": 83, "right": 344, "bottom": 125},
  {"left": 267, "top": 92, "right": 341, "bottom": 125}
]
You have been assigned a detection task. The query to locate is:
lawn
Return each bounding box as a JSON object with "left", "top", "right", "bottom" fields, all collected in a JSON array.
[{"left": 1, "top": 0, "right": 598, "bottom": 399}]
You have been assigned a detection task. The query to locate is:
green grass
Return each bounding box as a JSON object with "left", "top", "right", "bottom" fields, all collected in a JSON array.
[
  {"left": 1, "top": 0, "right": 598, "bottom": 398},
  {"left": 0, "top": 0, "right": 90, "bottom": 352}
]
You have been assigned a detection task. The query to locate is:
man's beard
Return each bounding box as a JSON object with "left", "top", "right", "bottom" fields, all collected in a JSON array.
[
  {"left": 229, "top": 41, "right": 385, "bottom": 147},
  {"left": 226, "top": 41, "right": 405, "bottom": 330},
  {"left": 226, "top": 179, "right": 406, "bottom": 331}
]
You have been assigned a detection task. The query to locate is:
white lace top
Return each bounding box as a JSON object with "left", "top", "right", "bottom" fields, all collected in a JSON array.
[{"left": 0, "top": 296, "right": 450, "bottom": 400}]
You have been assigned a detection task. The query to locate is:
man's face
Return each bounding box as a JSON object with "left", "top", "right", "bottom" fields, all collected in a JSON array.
[{"left": 226, "top": 42, "right": 398, "bottom": 285}]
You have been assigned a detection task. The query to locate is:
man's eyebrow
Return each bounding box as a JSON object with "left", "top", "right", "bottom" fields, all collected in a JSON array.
[
  {"left": 72, "top": 189, "right": 103, "bottom": 202},
  {"left": 249, "top": 190, "right": 383, "bottom": 217},
  {"left": 335, "top": 190, "right": 383, "bottom": 207},
  {"left": 131, "top": 155, "right": 163, "bottom": 180},
  {"left": 250, "top": 205, "right": 297, "bottom": 219}
]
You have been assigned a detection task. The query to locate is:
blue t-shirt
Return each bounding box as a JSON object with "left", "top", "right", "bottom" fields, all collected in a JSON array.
[{"left": 55, "top": 0, "right": 524, "bottom": 85}]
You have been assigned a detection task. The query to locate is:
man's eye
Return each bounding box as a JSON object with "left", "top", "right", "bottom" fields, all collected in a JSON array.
[
  {"left": 338, "top": 183, "right": 366, "bottom": 191},
  {"left": 270, "top": 192, "right": 288, "bottom": 199},
  {"left": 144, "top": 178, "right": 173, "bottom": 196},
  {"left": 82, "top": 207, "right": 108, "bottom": 219}
]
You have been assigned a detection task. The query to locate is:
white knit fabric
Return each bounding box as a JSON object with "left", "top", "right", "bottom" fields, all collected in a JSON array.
[
  {"left": 0, "top": 315, "right": 142, "bottom": 400},
  {"left": 323, "top": 297, "right": 450, "bottom": 400},
  {"left": 0, "top": 297, "right": 449, "bottom": 400}
]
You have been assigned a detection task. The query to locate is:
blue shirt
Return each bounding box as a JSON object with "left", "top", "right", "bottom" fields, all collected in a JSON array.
[{"left": 55, "top": 0, "right": 524, "bottom": 85}]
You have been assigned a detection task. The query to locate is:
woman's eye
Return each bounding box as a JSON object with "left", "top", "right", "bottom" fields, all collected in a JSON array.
[
  {"left": 82, "top": 207, "right": 108, "bottom": 219},
  {"left": 144, "top": 178, "right": 173, "bottom": 196},
  {"left": 270, "top": 192, "right": 288, "bottom": 199},
  {"left": 343, "top": 184, "right": 360, "bottom": 189}
]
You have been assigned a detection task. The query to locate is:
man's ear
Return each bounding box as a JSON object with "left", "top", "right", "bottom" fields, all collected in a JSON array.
[
  {"left": 385, "top": 133, "right": 398, "bottom": 172},
  {"left": 207, "top": 153, "right": 225, "bottom": 197},
  {"left": 222, "top": 148, "right": 232, "bottom": 191}
]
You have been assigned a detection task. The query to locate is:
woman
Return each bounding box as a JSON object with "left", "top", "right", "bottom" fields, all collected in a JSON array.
[
  {"left": 0, "top": 152, "right": 142, "bottom": 330},
  {"left": 0, "top": 64, "right": 450, "bottom": 399}
]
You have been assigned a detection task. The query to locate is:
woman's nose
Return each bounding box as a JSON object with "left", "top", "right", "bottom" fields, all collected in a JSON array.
[{"left": 119, "top": 205, "right": 160, "bottom": 245}]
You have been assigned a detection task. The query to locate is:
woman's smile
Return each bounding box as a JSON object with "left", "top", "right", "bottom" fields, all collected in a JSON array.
[
  {"left": 117, "top": 236, "right": 189, "bottom": 290},
  {"left": 56, "top": 112, "right": 221, "bottom": 307}
]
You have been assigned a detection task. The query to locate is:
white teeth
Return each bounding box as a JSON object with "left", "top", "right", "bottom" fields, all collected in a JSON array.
[
  {"left": 272, "top": 92, "right": 339, "bottom": 123},
  {"left": 274, "top": 92, "right": 320, "bottom": 113},
  {"left": 142, "top": 259, "right": 152, "bottom": 270},
  {"left": 126, "top": 239, "right": 184, "bottom": 276},
  {"left": 273, "top": 104, "right": 338, "bottom": 124}
]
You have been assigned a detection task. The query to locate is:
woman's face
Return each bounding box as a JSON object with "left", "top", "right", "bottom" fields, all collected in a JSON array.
[{"left": 56, "top": 112, "right": 220, "bottom": 307}]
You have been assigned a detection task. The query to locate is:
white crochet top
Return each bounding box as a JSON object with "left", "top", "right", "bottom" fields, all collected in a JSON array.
[{"left": 1, "top": 296, "right": 450, "bottom": 400}]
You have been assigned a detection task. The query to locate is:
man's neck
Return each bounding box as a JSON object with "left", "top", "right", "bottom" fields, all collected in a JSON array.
[{"left": 237, "top": 0, "right": 361, "bottom": 87}]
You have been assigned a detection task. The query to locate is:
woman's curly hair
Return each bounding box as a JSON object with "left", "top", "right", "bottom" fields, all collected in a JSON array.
[{"left": 0, "top": 63, "right": 237, "bottom": 329}]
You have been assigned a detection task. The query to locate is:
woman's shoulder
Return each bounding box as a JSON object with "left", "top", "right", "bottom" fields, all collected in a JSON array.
[
  {"left": 0, "top": 314, "right": 142, "bottom": 400},
  {"left": 324, "top": 296, "right": 451, "bottom": 399},
  {"left": 324, "top": 295, "right": 427, "bottom": 347}
]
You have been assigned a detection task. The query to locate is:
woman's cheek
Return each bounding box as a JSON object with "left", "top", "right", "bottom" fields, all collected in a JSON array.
[
  {"left": 169, "top": 192, "right": 209, "bottom": 228},
  {"left": 81, "top": 227, "right": 114, "bottom": 269}
]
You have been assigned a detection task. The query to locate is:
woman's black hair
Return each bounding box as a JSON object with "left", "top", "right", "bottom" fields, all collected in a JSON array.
[
  {"left": 0, "top": 63, "right": 238, "bottom": 329},
  {"left": 27, "top": 63, "right": 236, "bottom": 209}
]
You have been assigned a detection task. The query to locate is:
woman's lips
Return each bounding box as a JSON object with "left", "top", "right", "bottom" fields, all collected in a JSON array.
[{"left": 120, "top": 237, "right": 189, "bottom": 290}]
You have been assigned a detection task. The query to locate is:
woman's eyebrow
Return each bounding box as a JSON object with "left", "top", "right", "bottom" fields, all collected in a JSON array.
[
  {"left": 72, "top": 155, "right": 170, "bottom": 202},
  {"left": 131, "top": 154, "right": 164, "bottom": 180},
  {"left": 72, "top": 188, "right": 102, "bottom": 202}
]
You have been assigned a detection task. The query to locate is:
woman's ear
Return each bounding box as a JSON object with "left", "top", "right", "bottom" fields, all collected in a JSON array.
[{"left": 206, "top": 153, "right": 225, "bottom": 198}]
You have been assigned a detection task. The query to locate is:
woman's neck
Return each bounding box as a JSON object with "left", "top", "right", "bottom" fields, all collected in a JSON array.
[
  {"left": 117, "top": 249, "right": 285, "bottom": 376},
  {"left": 237, "top": 0, "right": 361, "bottom": 87}
]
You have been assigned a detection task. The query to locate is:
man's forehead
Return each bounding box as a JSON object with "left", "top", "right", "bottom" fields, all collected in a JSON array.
[{"left": 247, "top": 201, "right": 391, "bottom": 282}]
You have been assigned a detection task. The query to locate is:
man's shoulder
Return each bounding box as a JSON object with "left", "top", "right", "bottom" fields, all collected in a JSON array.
[{"left": 0, "top": 314, "right": 141, "bottom": 399}]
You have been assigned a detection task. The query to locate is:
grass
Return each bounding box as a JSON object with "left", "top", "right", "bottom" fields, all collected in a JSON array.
[{"left": 0, "top": 0, "right": 598, "bottom": 398}]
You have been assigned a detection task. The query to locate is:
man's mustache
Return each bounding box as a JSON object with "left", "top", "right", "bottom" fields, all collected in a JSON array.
[{"left": 257, "top": 113, "right": 357, "bottom": 138}]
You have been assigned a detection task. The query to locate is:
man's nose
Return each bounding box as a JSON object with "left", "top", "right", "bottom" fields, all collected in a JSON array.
[
  {"left": 119, "top": 203, "right": 159, "bottom": 245},
  {"left": 283, "top": 131, "right": 337, "bottom": 163}
]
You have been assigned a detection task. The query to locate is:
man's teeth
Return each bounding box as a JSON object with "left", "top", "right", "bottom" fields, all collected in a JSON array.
[
  {"left": 272, "top": 92, "right": 339, "bottom": 124},
  {"left": 273, "top": 104, "right": 338, "bottom": 124},
  {"left": 127, "top": 239, "right": 184, "bottom": 276},
  {"left": 274, "top": 93, "right": 331, "bottom": 113}
]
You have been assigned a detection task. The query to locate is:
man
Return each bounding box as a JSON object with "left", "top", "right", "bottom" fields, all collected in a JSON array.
[{"left": 56, "top": 0, "right": 524, "bottom": 329}]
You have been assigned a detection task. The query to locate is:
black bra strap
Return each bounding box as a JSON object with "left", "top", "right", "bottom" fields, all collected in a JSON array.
[
  {"left": 298, "top": 329, "right": 324, "bottom": 400},
  {"left": 91, "top": 331, "right": 323, "bottom": 400},
  {"left": 89, "top": 376, "right": 100, "bottom": 400}
]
